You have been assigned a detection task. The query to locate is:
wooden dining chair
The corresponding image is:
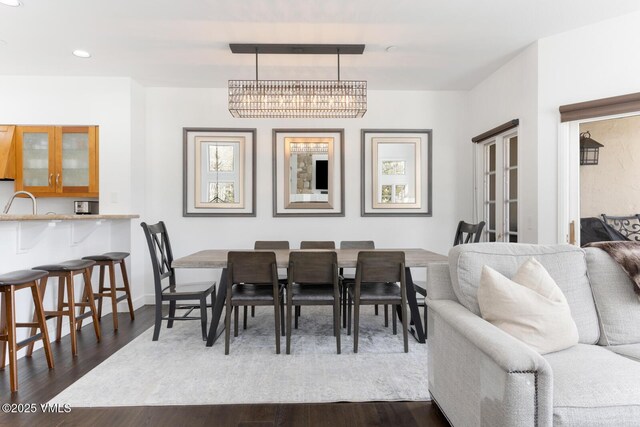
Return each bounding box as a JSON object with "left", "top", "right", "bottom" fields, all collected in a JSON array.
[
  {"left": 141, "top": 221, "right": 216, "bottom": 341},
  {"left": 453, "top": 221, "right": 486, "bottom": 246},
  {"left": 300, "top": 241, "right": 335, "bottom": 249},
  {"left": 286, "top": 251, "right": 340, "bottom": 354},
  {"left": 247, "top": 241, "right": 288, "bottom": 332},
  {"left": 349, "top": 251, "right": 408, "bottom": 353},
  {"left": 338, "top": 241, "right": 380, "bottom": 328},
  {"left": 225, "top": 251, "right": 282, "bottom": 355}
]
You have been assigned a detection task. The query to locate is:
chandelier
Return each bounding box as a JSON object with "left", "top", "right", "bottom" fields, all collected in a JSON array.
[{"left": 228, "top": 44, "right": 367, "bottom": 119}]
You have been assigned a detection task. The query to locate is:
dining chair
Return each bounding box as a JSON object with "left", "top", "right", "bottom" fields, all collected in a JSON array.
[
  {"left": 141, "top": 221, "right": 216, "bottom": 341},
  {"left": 453, "top": 220, "right": 486, "bottom": 246},
  {"left": 415, "top": 220, "right": 486, "bottom": 338},
  {"left": 338, "top": 241, "right": 381, "bottom": 328},
  {"left": 294, "top": 241, "right": 335, "bottom": 327},
  {"left": 349, "top": 251, "right": 408, "bottom": 353},
  {"left": 248, "top": 241, "right": 289, "bottom": 328},
  {"left": 300, "top": 241, "right": 335, "bottom": 249},
  {"left": 225, "top": 251, "right": 282, "bottom": 355},
  {"left": 286, "top": 251, "right": 340, "bottom": 354}
]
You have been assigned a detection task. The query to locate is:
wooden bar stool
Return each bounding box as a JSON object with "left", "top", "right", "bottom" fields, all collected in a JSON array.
[
  {"left": 28, "top": 260, "right": 101, "bottom": 357},
  {"left": 0, "top": 269, "right": 54, "bottom": 392},
  {"left": 80, "top": 252, "right": 134, "bottom": 331}
]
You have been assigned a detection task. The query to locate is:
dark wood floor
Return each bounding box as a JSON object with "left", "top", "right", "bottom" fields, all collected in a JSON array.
[{"left": 0, "top": 306, "right": 449, "bottom": 427}]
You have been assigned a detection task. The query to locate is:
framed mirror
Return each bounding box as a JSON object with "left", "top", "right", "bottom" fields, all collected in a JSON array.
[
  {"left": 273, "top": 129, "right": 344, "bottom": 217},
  {"left": 361, "top": 129, "right": 432, "bottom": 216},
  {"left": 183, "top": 128, "right": 256, "bottom": 217}
]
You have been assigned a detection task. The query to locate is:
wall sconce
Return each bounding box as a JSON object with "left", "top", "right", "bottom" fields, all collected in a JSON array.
[{"left": 580, "top": 131, "right": 604, "bottom": 165}]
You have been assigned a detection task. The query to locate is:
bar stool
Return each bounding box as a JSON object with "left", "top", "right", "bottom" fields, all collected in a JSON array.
[
  {"left": 28, "top": 260, "right": 101, "bottom": 357},
  {"left": 80, "top": 252, "right": 134, "bottom": 331},
  {"left": 0, "top": 269, "right": 54, "bottom": 392}
]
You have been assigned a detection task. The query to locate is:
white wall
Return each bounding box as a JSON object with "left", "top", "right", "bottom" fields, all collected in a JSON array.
[
  {"left": 468, "top": 43, "right": 539, "bottom": 243},
  {"left": 143, "top": 88, "right": 471, "bottom": 299},
  {"left": 537, "top": 10, "right": 640, "bottom": 242}
]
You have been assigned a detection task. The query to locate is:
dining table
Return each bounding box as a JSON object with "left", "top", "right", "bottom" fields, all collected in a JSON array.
[{"left": 171, "top": 248, "right": 447, "bottom": 347}]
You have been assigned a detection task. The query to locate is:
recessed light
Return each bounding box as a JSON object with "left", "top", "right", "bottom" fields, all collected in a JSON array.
[
  {"left": 385, "top": 45, "right": 398, "bottom": 53},
  {"left": 0, "top": 40, "right": 7, "bottom": 46},
  {"left": 72, "top": 49, "right": 91, "bottom": 58},
  {"left": 0, "top": 0, "right": 22, "bottom": 7}
]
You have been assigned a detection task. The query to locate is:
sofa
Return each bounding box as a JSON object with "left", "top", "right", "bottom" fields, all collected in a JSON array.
[{"left": 425, "top": 243, "right": 640, "bottom": 427}]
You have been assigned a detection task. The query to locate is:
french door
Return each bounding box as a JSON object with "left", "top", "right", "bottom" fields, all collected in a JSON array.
[{"left": 477, "top": 131, "right": 518, "bottom": 242}]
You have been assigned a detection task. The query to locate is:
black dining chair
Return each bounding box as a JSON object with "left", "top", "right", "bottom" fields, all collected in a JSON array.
[
  {"left": 453, "top": 220, "right": 486, "bottom": 246},
  {"left": 415, "top": 220, "right": 486, "bottom": 338},
  {"left": 349, "top": 251, "right": 408, "bottom": 353},
  {"left": 286, "top": 251, "right": 340, "bottom": 354},
  {"left": 141, "top": 221, "right": 216, "bottom": 341},
  {"left": 225, "top": 251, "right": 282, "bottom": 355}
]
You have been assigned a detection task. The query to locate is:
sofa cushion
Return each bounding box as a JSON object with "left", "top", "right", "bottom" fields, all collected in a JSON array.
[
  {"left": 606, "top": 343, "right": 640, "bottom": 362},
  {"left": 585, "top": 247, "right": 640, "bottom": 345},
  {"left": 544, "top": 344, "right": 640, "bottom": 426},
  {"left": 449, "top": 243, "right": 600, "bottom": 344},
  {"left": 478, "top": 259, "right": 579, "bottom": 354}
]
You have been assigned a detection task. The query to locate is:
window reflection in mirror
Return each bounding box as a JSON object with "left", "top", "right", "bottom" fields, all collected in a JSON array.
[
  {"left": 284, "top": 137, "right": 334, "bottom": 209},
  {"left": 372, "top": 138, "right": 421, "bottom": 208}
]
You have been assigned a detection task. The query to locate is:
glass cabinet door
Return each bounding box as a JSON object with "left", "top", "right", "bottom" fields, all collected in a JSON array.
[
  {"left": 17, "top": 126, "right": 56, "bottom": 193},
  {"left": 57, "top": 126, "right": 90, "bottom": 192}
]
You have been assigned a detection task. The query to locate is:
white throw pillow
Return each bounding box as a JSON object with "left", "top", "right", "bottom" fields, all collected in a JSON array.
[{"left": 477, "top": 257, "right": 579, "bottom": 354}]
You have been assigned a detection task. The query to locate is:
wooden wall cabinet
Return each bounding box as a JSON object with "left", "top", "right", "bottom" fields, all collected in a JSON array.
[{"left": 15, "top": 126, "right": 99, "bottom": 197}]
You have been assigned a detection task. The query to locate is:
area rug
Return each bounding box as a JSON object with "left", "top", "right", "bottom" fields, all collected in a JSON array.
[{"left": 50, "top": 306, "right": 429, "bottom": 407}]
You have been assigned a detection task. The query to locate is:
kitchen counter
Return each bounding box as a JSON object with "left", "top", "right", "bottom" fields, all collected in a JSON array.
[{"left": 0, "top": 214, "right": 139, "bottom": 221}]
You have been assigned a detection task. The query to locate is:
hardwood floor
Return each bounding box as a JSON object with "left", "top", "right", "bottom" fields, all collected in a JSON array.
[{"left": 0, "top": 306, "right": 449, "bottom": 427}]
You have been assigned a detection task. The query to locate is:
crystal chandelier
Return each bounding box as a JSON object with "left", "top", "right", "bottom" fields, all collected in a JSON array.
[{"left": 228, "top": 44, "right": 367, "bottom": 119}]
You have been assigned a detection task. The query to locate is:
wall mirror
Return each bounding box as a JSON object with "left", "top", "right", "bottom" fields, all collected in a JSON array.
[
  {"left": 273, "top": 129, "right": 344, "bottom": 217},
  {"left": 361, "top": 129, "right": 432, "bottom": 216},
  {"left": 183, "top": 128, "right": 256, "bottom": 217}
]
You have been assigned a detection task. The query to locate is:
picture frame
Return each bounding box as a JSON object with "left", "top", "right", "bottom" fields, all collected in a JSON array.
[
  {"left": 183, "top": 127, "right": 256, "bottom": 217},
  {"left": 273, "top": 128, "right": 345, "bottom": 217},
  {"left": 361, "top": 129, "right": 432, "bottom": 216}
]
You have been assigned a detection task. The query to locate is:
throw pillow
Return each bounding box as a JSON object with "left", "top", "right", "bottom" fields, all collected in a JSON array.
[{"left": 477, "top": 257, "right": 579, "bottom": 354}]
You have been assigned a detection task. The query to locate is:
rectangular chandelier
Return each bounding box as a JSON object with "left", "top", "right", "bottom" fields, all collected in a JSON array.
[
  {"left": 228, "top": 44, "right": 367, "bottom": 119},
  {"left": 228, "top": 80, "right": 367, "bottom": 118}
]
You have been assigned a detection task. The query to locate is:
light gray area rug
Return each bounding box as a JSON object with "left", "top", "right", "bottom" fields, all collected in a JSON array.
[{"left": 50, "top": 306, "right": 429, "bottom": 407}]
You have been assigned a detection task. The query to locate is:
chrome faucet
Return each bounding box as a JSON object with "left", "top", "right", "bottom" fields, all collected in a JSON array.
[{"left": 3, "top": 191, "right": 37, "bottom": 215}]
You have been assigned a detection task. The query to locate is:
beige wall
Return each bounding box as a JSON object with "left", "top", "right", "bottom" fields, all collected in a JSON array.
[{"left": 580, "top": 115, "right": 640, "bottom": 218}]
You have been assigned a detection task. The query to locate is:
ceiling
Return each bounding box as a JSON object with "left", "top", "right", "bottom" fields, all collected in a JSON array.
[{"left": 1, "top": 0, "right": 639, "bottom": 90}]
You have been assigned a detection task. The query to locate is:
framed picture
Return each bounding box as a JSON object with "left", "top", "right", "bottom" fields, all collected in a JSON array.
[
  {"left": 273, "top": 128, "right": 345, "bottom": 217},
  {"left": 183, "top": 128, "right": 256, "bottom": 217},
  {"left": 361, "top": 129, "right": 432, "bottom": 216}
]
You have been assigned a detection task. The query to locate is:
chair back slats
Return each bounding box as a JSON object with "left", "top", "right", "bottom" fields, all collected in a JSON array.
[
  {"left": 602, "top": 214, "right": 640, "bottom": 241},
  {"left": 228, "top": 251, "right": 277, "bottom": 284},
  {"left": 289, "top": 251, "right": 337, "bottom": 285},
  {"left": 454, "top": 221, "right": 485, "bottom": 246},
  {"left": 141, "top": 221, "right": 175, "bottom": 296},
  {"left": 300, "top": 241, "right": 335, "bottom": 250},
  {"left": 356, "top": 251, "right": 405, "bottom": 283},
  {"left": 254, "top": 241, "right": 290, "bottom": 249},
  {"left": 339, "top": 241, "right": 375, "bottom": 249}
]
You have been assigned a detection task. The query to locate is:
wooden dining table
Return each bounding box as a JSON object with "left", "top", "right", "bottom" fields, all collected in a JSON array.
[{"left": 172, "top": 248, "right": 447, "bottom": 347}]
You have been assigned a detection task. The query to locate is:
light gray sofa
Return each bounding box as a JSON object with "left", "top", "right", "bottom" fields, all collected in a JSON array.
[{"left": 426, "top": 243, "right": 640, "bottom": 427}]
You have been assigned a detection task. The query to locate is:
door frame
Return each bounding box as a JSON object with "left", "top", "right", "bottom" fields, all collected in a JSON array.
[{"left": 557, "top": 111, "right": 640, "bottom": 245}]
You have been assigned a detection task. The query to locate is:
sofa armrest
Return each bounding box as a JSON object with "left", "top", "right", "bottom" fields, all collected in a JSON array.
[{"left": 427, "top": 299, "right": 553, "bottom": 427}]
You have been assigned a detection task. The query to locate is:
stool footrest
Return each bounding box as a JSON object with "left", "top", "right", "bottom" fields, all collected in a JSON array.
[
  {"left": 95, "top": 292, "right": 114, "bottom": 297},
  {"left": 75, "top": 311, "right": 94, "bottom": 321},
  {"left": 44, "top": 310, "right": 70, "bottom": 317},
  {"left": 116, "top": 294, "right": 128, "bottom": 303},
  {"left": 16, "top": 333, "right": 43, "bottom": 349}
]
